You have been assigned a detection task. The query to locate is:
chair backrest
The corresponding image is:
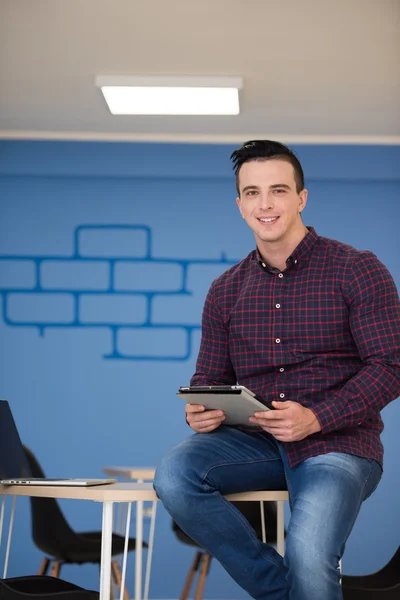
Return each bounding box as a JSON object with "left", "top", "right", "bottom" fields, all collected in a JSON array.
[
  {"left": 342, "top": 545, "right": 400, "bottom": 595},
  {"left": 22, "top": 446, "right": 80, "bottom": 559},
  {"left": 172, "top": 499, "right": 282, "bottom": 547},
  {"left": 0, "top": 401, "right": 31, "bottom": 479}
]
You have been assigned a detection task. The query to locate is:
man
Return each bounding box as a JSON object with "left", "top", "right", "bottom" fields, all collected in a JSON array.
[{"left": 154, "top": 140, "right": 400, "bottom": 600}]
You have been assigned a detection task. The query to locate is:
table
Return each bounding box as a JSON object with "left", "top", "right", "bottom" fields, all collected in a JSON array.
[
  {"left": 0, "top": 482, "right": 157, "bottom": 600},
  {"left": 102, "top": 468, "right": 156, "bottom": 600},
  {"left": 0, "top": 483, "right": 288, "bottom": 600}
]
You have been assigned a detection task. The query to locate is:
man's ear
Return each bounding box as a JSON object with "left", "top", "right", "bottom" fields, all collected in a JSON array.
[
  {"left": 236, "top": 196, "right": 244, "bottom": 218},
  {"left": 298, "top": 189, "right": 308, "bottom": 213}
]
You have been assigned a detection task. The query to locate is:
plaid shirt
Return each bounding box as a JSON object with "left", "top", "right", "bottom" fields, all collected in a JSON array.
[{"left": 191, "top": 227, "right": 400, "bottom": 468}]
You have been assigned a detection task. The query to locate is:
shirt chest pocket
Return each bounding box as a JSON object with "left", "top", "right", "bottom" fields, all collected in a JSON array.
[{"left": 228, "top": 296, "right": 276, "bottom": 352}]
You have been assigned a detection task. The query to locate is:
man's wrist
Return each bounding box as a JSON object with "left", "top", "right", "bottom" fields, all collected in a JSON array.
[{"left": 307, "top": 408, "right": 322, "bottom": 435}]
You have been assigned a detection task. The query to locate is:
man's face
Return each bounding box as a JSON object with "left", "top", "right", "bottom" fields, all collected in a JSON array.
[{"left": 236, "top": 159, "right": 308, "bottom": 247}]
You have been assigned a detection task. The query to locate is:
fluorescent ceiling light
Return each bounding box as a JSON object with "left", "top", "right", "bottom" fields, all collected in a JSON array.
[{"left": 95, "top": 76, "right": 242, "bottom": 115}]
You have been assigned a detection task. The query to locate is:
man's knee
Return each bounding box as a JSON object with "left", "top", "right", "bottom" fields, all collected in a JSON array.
[
  {"left": 153, "top": 440, "right": 201, "bottom": 508},
  {"left": 284, "top": 536, "right": 340, "bottom": 587}
]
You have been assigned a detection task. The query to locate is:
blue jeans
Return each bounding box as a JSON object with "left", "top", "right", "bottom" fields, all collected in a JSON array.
[{"left": 153, "top": 426, "right": 382, "bottom": 600}]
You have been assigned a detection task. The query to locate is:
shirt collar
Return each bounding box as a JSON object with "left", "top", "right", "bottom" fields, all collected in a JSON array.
[{"left": 253, "top": 226, "right": 319, "bottom": 271}]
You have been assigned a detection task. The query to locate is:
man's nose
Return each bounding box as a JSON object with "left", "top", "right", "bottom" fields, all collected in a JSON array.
[{"left": 259, "top": 193, "right": 273, "bottom": 210}]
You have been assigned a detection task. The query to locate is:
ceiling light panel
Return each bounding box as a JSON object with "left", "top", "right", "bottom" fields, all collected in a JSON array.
[{"left": 95, "top": 76, "right": 243, "bottom": 116}]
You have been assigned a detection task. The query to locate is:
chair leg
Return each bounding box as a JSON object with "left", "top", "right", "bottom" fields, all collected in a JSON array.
[
  {"left": 194, "top": 554, "right": 212, "bottom": 600},
  {"left": 109, "top": 567, "right": 115, "bottom": 600},
  {"left": 180, "top": 552, "right": 202, "bottom": 600},
  {"left": 37, "top": 558, "right": 50, "bottom": 575},
  {"left": 111, "top": 560, "right": 130, "bottom": 600},
  {"left": 50, "top": 561, "right": 62, "bottom": 577}
]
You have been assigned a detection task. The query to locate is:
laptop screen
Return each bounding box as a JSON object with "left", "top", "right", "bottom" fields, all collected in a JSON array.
[{"left": 0, "top": 400, "right": 32, "bottom": 478}]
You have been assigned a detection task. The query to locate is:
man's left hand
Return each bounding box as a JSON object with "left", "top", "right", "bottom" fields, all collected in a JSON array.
[{"left": 249, "top": 401, "right": 321, "bottom": 442}]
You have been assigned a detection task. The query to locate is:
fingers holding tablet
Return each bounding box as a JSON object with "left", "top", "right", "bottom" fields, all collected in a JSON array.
[{"left": 185, "top": 403, "right": 226, "bottom": 433}]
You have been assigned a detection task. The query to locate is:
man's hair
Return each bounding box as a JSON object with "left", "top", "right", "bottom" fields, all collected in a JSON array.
[{"left": 230, "top": 140, "right": 305, "bottom": 195}]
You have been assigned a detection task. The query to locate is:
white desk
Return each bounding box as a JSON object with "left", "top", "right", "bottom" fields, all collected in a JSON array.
[
  {"left": 0, "top": 482, "right": 157, "bottom": 600},
  {"left": 0, "top": 483, "right": 288, "bottom": 600},
  {"left": 102, "top": 468, "right": 156, "bottom": 600}
]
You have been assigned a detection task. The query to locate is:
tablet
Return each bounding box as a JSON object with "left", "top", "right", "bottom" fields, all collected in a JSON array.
[{"left": 177, "top": 385, "right": 274, "bottom": 426}]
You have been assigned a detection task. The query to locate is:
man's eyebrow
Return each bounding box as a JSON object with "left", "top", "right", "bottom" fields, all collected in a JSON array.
[
  {"left": 241, "top": 183, "right": 292, "bottom": 193},
  {"left": 269, "top": 184, "right": 291, "bottom": 190},
  {"left": 241, "top": 185, "right": 260, "bottom": 193}
]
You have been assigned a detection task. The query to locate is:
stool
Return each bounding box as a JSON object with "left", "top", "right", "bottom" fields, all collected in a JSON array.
[{"left": 226, "top": 490, "right": 288, "bottom": 555}]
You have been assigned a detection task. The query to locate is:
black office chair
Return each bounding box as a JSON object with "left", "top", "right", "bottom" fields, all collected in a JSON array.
[
  {"left": 0, "top": 576, "right": 98, "bottom": 600},
  {"left": 172, "top": 499, "right": 284, "bottom": 600},
  {"left": 342, "top": 546, "right": 400, "bottom": 599},
  {"left": 22, "top": 446, "right": 147, "bottom": 600}
]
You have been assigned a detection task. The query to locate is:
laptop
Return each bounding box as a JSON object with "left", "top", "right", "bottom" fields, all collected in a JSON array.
[
  {"left": 0, "top": 478, "right": 116, "bottom": 487},
  {"left": 0, "top": 400, "right": 116, "bottom": 487}
]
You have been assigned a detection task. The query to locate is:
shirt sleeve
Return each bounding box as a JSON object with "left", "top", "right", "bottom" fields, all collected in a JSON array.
[
  {"left": 311, "top": 251, "right": 400, "bottom": 434},
  {"left": 190, "top": 282, "right": 237, "bottom": 386}
]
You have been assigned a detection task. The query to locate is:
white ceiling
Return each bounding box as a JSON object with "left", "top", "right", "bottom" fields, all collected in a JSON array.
[{"left": 1, "top": 0, "right": 399, "bottom": 144}]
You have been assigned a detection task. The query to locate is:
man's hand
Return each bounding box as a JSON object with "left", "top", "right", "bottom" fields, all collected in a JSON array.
[
  {"left": 249, "top": 401, "right": 321, "bottom": 442},
  {"left": 185, "top": 403, "right": 225, "bottom": 433}
]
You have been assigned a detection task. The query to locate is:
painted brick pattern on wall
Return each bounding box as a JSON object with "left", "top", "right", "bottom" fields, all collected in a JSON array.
[{"left": 0, "top": 224, "right": 236, "bottom": 361}]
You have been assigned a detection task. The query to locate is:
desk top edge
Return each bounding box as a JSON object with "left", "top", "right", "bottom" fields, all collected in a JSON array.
[
  {"left": 0, "top": 482, "right": 288, "bottom": 502},
  {"left": 0, "top": 482, "right": 157, "bottom": 501}
]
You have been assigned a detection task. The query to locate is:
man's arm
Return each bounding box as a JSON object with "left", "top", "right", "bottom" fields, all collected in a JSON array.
[
  {"left": 250, "top": 252, "right": 400, "bottom": 441},
  {"left": 310, "top": 251, "right": 400, "bottom": 434},
  {"left": 190, "top": 283, "right": 236, "bottom": 386},
  {"left": 186, "top": 283, "right": 235, "bottom": 432}
]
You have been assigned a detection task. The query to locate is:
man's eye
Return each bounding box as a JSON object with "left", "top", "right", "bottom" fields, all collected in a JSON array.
[
  {"left": 273, "top": 189, "right": 285, "bottom": 194},
  {"left": 246, "top": 190, "right": 258, "bottom": 196}
]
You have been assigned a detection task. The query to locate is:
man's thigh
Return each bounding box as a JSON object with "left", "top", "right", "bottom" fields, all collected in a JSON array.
[
  {"left": 284, "top": 452, "right": 382, "bottom": 560},
  {"left": 156, "top": 426, "right": 287, "bottom": 495}
]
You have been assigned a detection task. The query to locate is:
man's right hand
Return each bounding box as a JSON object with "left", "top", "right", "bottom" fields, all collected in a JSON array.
[{"left": 185, "top": 403, "right": 225, "bottom": 433}]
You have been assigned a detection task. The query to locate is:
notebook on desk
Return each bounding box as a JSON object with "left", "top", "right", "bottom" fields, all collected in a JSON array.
[{"left": 0, "top": 400, "right": 116, "bottom": 487}]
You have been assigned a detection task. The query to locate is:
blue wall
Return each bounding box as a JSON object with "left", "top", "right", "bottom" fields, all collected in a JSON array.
[{"left": 0, "top": 140, "right": 399, "bottom": 598}]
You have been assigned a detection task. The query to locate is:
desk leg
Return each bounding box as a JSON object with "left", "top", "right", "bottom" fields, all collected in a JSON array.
[
  {"left": 119, "top": 502, "right": 132, "bottom": 600},
  {"left": 100, "top": 502, "right": 114, "bottom": 600},
  {"left": 3, "top": 496, "right": 16, "bottom": 578},
  {"left": 277, "top": 501, "right": 285, "bottom": 557},
  {"left": 143, "top": 501, "right": 157, "bottom": 600},
  {"left": 135, "top": 496, "right": 144, "bottom": 600}
]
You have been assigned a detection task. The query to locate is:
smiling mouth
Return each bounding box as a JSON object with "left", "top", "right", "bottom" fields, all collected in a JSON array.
[{"left": 258, "top": 217, "right": 279, "bottom": 224}]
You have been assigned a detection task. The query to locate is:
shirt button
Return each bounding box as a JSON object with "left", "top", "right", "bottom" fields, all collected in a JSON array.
[
  {"left": 275, "top": 338, "right": 281, "bottom": 344},
  {"left": 279, "top": 367, "right": 285, "bottom": 372},
  {"left": 279, "top": 393, "right": 285, "bottom": 398},
  {"left": 278, "top": 273, "right": 284, "bottom": 278},
  {"left": 275, "top": 303, "right": 281, "bottom": 309},
  {"left": 261, "top": 262, "right": 266, "bottom": 268}
]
